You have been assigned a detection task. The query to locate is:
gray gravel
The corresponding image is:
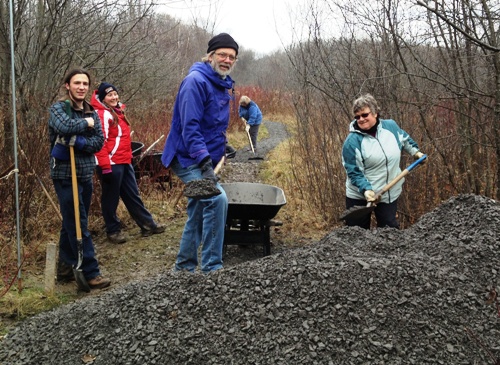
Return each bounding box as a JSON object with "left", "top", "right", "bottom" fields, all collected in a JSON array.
[
  {"left": 228, "top": 120, "right": 289, "bottom": 165},
  {"left": 2, "top": 122, "right": 499, "bottom": 364},
  {"left": 1, "top": 194, "right": 499, "bottom": 364}
]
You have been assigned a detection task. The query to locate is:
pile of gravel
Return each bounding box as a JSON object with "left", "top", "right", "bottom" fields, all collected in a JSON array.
[{"left": 1, "top": 194, "right": 499, "bottom": 364}]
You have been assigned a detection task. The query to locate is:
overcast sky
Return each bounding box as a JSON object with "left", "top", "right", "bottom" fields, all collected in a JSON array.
[{"left": 158, "top": 0, "right": 308, "bottom": 56}]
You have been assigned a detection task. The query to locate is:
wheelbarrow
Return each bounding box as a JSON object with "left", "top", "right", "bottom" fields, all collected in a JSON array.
[
  {"left": 221, "top": 182, "right": 286, "bottom": 256},
  {"left": 131, "top": 141, "right": 144, "bottom": 157},
  {"left": 131, "top": 140, "right": 171, "bottom": 189}
]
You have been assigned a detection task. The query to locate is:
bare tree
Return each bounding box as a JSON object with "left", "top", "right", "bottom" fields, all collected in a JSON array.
[{"left": 282, "top": 0, "right": 500, "bottom": 225}]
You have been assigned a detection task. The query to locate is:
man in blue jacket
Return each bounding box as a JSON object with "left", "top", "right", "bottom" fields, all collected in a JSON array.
[{"left": 162, "top": 33, "right": 238, "bottom": 273}]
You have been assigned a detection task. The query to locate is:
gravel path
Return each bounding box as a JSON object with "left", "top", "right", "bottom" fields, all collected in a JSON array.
[{"left": 1, "top": 121, "right": 499, "bottom": 365}]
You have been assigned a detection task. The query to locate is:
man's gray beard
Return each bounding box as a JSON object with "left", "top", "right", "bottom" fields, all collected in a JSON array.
[{"left": 211, "top": 59, "right": 233, "bottom": 78}]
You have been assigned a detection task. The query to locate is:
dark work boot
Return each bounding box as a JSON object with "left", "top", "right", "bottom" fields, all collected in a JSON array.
[
  {"left": 141, "top": 223, "right": 166, "bottom": 237},
  {"left": 57, "top": 260, "right": 75, "bottom": 283},
  {"left": 107, "top": 231, "right": 127, "bottom": 244}
]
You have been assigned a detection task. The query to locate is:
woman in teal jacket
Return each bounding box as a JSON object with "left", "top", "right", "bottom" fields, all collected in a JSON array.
[{"left": 342, "top": 94, "right": 425, "bottom": 229}]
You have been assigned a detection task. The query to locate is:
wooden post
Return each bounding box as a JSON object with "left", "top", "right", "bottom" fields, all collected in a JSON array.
[{"left": 44, "top": 242, "right": 57, "bottom": 294}]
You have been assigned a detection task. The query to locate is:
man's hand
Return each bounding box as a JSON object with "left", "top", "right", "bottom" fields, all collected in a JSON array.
[
  {"left": 101, "top": 168, "right": 113, "bottom": 184},
  {"left": 51, "top": 137, "right": 70, "bottom": 160},
  {"left": 85, "top": 117, "right": 95, "bottom": 128},
  {"left": 364, "top": 190, "right": 377, "bottom": 202},
  {"left": 245, "top": 124, "right": 250, "bottom": 132},
  {"left": 60, "top": 135, "right": 86, "bottom": 150},
  {"left": 199, "top": 157, "right": 217, "bottom": 183},
  {"left": 414, "top": 151, "right": 426, "bottom": 164}
]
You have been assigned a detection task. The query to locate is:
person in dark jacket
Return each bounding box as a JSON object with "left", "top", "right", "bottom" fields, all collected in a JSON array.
[
  {"left": 91, "top": 82, "right": 166, "bottom": 244},
  {"left": 238, "top": 95, "right": 262, "bottom": 151},
  {"left": 342, "top": 93, "right": 426, "bottom": 229},
  {"left": 49, "top": 68, "right": 110, "bottom": 290},
  {"left": 161, "top": 33, "right": 238, "bottom": 273}
]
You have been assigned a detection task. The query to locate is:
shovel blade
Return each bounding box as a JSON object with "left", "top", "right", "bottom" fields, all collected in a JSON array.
[
  {"left": 73, "top": 267, "right": 90, "bottom": 292},
  {"left": 73, "top": 238, "right": 90, "bottom": 292},
  {"left": 339, "top": 205, "right": 376, "bottom": 221},
  {"left": 183, "top": 179, "right": 221, "bottom": 199}
]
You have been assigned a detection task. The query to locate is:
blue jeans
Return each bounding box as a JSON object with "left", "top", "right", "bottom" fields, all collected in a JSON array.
[
  {"left": 53, "top": 178, "right": 101, "bottom": 280},
  {"left": 345, "top": 196, "right": 400, "bottom": 229},
  {"left": 97, "top": 164, "right": 157, "bottom": 234},
  {"left": 170, "top": 157, "right": 227, "bottom": 273}
]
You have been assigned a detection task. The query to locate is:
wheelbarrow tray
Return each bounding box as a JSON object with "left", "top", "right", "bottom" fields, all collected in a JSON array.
[
  {"left": 220, "top": 182, "right": 286, "bottom": 221},
  {"left": 131, "top": 141, "right": 144, "bottom": 157}
]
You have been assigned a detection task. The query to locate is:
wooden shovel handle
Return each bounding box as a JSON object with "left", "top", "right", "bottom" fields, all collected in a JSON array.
[
  {"left": 70, "top": 146, "right": 82, "bottom": 241},
  {"left": 214, "top": 156, "right": 225, "bottom": 174},
  {"left": 375, "top": 154, "right": 427, "bottom": 200}
]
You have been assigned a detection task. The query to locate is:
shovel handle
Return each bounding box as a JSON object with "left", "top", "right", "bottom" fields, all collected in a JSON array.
[
  {"left": 214, "top": 156, "right": 225, "bottom": 174},
  {"left": 70, "top": 146, "right": 82, "bottom": 241},
  {"left": 65, "top": 100, "right": 83, "bottom": 241},
  {"left": 241, "top": 119, "right": 255, "bottom": 153},
  {"left": 375, "top": 154, "right": 427, "bottom": 199}
]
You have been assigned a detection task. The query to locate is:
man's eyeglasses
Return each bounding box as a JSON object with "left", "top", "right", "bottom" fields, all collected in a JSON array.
[
  {"left": 215, "top": 52, "right": 237, "bottom": 62},
  {"left": 354, "top": 112, "right": 371, "bottom": 120}
]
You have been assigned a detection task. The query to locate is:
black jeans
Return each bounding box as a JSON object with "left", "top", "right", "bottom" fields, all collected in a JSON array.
[
  {"left": 98, "top": 164, "right": 156, "bottom": 234},
  {"left": 345, "top": 196, "right": 399, "bottom": 229}
]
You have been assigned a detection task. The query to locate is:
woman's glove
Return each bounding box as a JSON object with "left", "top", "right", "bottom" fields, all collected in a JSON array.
[
  {"left": 101, "top": 168, "right": 113, "bottom": 184},
  {"left": 414, "top": 151, "right": 427, "bottom": 164},
  {"left": 364, "top": 190, "right": 377, "bottom": 202}
]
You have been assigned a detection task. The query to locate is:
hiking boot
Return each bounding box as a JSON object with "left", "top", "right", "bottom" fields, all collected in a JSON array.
[
  {"left": 141, "top": 223, "right": 166, "bottom": 237},
  {"left": 57, "top": 261, "right": 75, "bottom": 283},
  {"left": 225, "top": 144, "right": 236, "bottom": 159},
  {"left": 107, "top": 231, "right": 127, "bottom": 244},
  {"left": 88, "top": 275, "right": 111, "bottom": 290}
]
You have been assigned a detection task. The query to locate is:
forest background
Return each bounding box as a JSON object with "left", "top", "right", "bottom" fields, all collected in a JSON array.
[{"left": 0, "top": 0, "right": 499, "bottom": 300}]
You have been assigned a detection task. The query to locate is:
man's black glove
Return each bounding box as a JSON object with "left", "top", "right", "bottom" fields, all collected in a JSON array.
[{"left": 199, "top": 157, "right": 217, "bottom": 182}]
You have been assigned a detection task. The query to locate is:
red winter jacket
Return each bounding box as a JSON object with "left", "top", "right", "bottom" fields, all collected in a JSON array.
[{"left": 91, "top": 90, "right": 132, "bottom": 170}]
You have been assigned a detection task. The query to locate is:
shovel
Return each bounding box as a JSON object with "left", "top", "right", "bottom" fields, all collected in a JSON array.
[
  {"left": 183, "top": 156, "right": 226, "bottom": 199},
  {"left": 69, "top": 146, "right": 90, "bottom": 292},
  {"left": 65, "top": 100, "right": 90, "bottom": 292},
  {"left": 241, "top": 117, "right": 264, "bottom": 161},
  {"left": 339, "top": 154, "right": 427, "bottom": 221}
]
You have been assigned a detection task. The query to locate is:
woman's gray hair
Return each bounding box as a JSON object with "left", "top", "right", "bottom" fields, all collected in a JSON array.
[
  {"left": 239, "top": 95, "right": 251, "bottom": 105},
  {"left": 352, "top": 94, "right": 380, "bottom": 115}
]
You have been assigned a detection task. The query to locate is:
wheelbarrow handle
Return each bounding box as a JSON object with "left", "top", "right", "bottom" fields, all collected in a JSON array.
[{"left": 134, "top": 134, "right": 165, "bottom": 165}]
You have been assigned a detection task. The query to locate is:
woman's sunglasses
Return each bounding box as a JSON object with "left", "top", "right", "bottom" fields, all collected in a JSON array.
[{"left": 354, "top": 112, "right": 371, "bottom": 120}]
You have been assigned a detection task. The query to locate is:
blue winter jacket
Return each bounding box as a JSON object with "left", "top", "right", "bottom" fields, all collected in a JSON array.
[
  {"left": 239, "top": 101, "right": 262, "bottom": 126},
  {"left": 342, "top": 119, "right": 420, "bottom": 203},
  {"left": 161, "top": 62, "right": 235, "bottom": 169}
]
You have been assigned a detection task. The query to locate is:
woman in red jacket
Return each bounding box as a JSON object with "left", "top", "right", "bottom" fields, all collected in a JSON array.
[{"left": 92, "top": 82, "right": 165, "bottom": 244}]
